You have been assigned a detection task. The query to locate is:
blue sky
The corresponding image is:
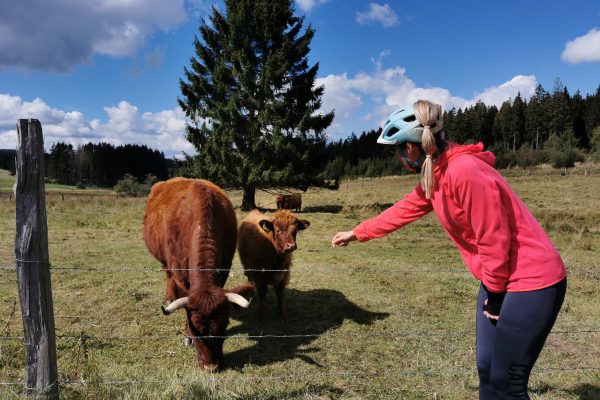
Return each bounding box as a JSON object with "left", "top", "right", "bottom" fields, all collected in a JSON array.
[{"left": 1, "top": 0, "right": 599, "bottom": 158}]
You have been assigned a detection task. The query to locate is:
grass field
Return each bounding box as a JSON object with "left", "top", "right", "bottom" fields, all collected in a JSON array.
[{"left": 0, "top": 166, "right": 599, "bottom": 399}]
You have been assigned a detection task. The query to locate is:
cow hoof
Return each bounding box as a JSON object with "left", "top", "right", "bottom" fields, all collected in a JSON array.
[{"left": 182, "top": 336, "right": 193, "bottom": 346}]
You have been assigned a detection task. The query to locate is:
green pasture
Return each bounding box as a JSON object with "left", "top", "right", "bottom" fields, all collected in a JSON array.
[
  {"left": 0, "top": 165, "right": 599, "bottom": 399},
  {"left": 0, "top": 169, "right": 110, "bottom": 196}
]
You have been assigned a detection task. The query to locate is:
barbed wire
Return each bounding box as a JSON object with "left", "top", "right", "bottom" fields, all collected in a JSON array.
[
  {"left": 1, "top": 260, "right": 472, "bottom": 274},
  {"left": 1, "top": 365, "right": 599, "bottom": 388},
  {"left": 1, "top": 327, "right": 598, "bottom": 342},
  {"left": 2, "top": 260, "right": 598, "bottom": 275}
]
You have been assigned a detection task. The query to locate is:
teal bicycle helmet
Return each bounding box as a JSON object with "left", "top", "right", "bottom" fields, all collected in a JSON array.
[{"left": 377, "top": 105, "right": 423, "bottom": 145}]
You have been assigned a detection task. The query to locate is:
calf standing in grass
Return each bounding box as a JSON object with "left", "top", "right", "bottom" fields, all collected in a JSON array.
[{"left": 238, "top": 210, "right": 310, "bottom": 320}]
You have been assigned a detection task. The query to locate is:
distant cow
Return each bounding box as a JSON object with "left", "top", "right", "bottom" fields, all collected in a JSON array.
[
  {"left": 143, "top": 177, "right": 253, "bottom": 371},
  {"left": 275, "top": 193, "right": 302, "bottom": 212},
  {"left": 237, "top": 210, "right": 310, "bottom": 320}
]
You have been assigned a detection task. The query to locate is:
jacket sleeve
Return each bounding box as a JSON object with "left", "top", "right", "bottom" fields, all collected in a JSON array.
[
  {"left": 451, "top": 159, "right": 510, "bottom": 292},
  {"left": 353, "top": 184, "right": 432, "bottom": 241}
]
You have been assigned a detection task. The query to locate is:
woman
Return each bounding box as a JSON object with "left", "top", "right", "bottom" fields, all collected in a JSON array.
[{"left": 331, "top": 100, "right": 567, "bottom": 399}]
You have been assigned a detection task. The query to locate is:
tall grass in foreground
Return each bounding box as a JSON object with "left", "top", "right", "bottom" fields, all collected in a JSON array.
[{"left": 0, "top": 165, "right": 599, "bottom": 399}]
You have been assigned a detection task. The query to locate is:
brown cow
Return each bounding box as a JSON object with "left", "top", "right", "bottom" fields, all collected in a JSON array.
[
  {"left": 237, "top": 210, "right": 310, "bottom": 320},
  {"left": 275, "top": 193, "right": 302, "bottom": 212},
  {"left": 143, "top": 177, "right": 253, "bottom": 371}
]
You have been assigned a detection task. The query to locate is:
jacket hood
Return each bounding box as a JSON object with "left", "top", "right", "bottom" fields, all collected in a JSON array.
[{"left": 435, "top": 142, "right": 495, "bottom": 172}]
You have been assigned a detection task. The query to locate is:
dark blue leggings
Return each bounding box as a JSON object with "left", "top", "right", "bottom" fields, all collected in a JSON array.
[{"left": 476, "top": 278, "right": 566, "bottom": 399}]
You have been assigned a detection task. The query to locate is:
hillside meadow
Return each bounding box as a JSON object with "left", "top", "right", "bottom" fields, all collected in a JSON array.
[{"left": 0, "top": 166, "right": 599, "bottom": 399}]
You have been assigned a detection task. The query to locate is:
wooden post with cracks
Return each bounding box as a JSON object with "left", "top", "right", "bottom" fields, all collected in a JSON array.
[{"left": 15, "top": 119, "right": 59, "bottom": 399}]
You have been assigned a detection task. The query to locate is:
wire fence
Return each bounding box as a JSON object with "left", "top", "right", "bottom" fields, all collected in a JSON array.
[
  {"left": 0, "top": 327, "right": 598, "bottom": 343},
  {"left": 1, "top": 258, "right": 599, "bottom": 392},
  {"left": 3, "top": 260, "right": 599, "bottom": 276}
]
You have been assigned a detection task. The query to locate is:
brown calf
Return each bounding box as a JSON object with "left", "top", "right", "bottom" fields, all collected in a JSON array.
[{"left": 237, "top": 210, "right": 310, "bottom": 320}]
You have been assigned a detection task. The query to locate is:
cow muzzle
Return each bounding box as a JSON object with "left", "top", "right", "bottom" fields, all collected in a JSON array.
[{"left": 285, "top": 242, "right": 297, "bottom": 252}]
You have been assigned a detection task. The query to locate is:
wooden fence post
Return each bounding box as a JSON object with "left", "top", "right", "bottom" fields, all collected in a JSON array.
[{"left": 15, "top": 119, "right": 59, "bottom": 399}]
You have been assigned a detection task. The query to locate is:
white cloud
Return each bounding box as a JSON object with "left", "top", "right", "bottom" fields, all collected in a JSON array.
[
  {"left": 356, "top": 3, "right": 398, "bottom": 28},
  {"left": 295, "top": 0, "right": 328, "bottom": 12},
  {"left": 0, "top": 94, "right": 193, "bottom": 157},
  {"left": 473, "top": 75, "right": 537, "bottom": 107},
  {"left": 316, "top": 73, "right": 362, "bottom": 120},
  {"left": 317, "top": 64, "right": 538, "bottom": 140},
  {"left": 92, "top": 22, "right": 146, "bottom": 57},
  {"left": 561, "top": 28, "right": 600, "bottom": 64},
  {"left": 0, "top": 0, "right": 188, "bottom": 71}
]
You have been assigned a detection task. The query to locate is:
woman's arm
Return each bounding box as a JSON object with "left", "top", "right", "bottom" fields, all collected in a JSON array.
[{"left": 352, "top": 183, "right": 433, "bottom": 242}]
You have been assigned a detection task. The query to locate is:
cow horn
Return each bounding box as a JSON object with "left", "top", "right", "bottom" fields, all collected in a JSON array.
[
  {"left": 161, "top": 297, "right": 189, "bottom": 315},
  {"left": 225, "top": 293, "right": 251, "bottom": 308}
]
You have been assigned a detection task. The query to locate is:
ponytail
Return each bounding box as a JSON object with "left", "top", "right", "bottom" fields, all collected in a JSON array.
[{"left": 413, "top": 100, "right": 444, "bottom": 199}]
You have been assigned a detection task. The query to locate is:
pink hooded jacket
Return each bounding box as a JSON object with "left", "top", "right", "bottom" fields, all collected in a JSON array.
[{"left": 353, "top": 142, "right": 566, "bottom": 293}]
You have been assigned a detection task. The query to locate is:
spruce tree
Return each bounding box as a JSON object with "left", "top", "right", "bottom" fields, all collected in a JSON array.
[
  {"left": 571, "top": 90, "right": 589, "bottom": 149},
  {"left": 48, "top": 143, "right": 75, "bottom": 185},
  {"left": 511, "top": 93, "right": 526, "bottom": 151},
  {"left": 178, "top": 0, "right": 334, "bottom": 210},
  {"left": 525, "top": 85, "right": 549, "bottom": 149},
  {"left": 547, "top": 78, "right": 572, "bottom": 137}
]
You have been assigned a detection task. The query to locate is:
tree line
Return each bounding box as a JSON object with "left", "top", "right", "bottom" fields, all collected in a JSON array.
[
  {"left": 443, "top": 79, "right": 600, "bottom": 167},
  {"left": 1, "top": 144, "right": 171, "bottom": 189},
  {"left": 0, "top": 149, "right": 16, "bottom": 174},
  {"left": 320, "top": 79, "right": 600, "bottom": 180},
  {"left": 45, "top": 142, "right": 170, "bottom": 187}
]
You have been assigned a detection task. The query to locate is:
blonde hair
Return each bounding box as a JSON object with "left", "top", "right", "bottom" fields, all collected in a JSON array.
[{"left": 413, "top": 100, "right": 444, "bottom": 199}]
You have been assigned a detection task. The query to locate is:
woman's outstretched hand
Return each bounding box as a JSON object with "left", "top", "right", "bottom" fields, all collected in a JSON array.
[{"left": 331, "top": 230, "right": 357, "bottom": 248}]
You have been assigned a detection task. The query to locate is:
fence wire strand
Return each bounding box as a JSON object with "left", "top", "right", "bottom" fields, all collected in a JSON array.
[
  {"left": 3, "top": 261, "right": 599, "bottom": 275},
  {"left": 1, "top": 365, "right": 599, "bottom": 388},
  {"left": 2, "top": 261, "right": 472, "bottom": 274},
  {"left": 1, "top": 327, "right": 598, "bottom": 343}
]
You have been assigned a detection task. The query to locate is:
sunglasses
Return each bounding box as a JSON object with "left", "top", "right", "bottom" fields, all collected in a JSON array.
[
  {"left": 388, "top": 144, "right": 409, "bottom": 158},
  {"left": 389, "top": 144, "right": 423, "bottom": 172}
]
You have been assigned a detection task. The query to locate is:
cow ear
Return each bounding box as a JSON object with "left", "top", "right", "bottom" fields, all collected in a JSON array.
[
  {"left": 259, "top": 219, "right": 274, "bottom": 232},
  {"left": 295, "top": 219, "right": 310, "bottom": 230}
]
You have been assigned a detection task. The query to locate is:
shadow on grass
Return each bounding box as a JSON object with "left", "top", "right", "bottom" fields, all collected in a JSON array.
[
  {"left": 256, "top": 203, "right": 394, "bottom": 214},
  {"left": 302, "top": 205, "right": 344, "bottom": 213},
  {"left": 156, "top": 382, "right": 345, "bottom": 400},
  {"left": 528, "top": 382, "right": 600, "bottom": 400},
  {"left": 225, "top": 385, "right": 345, "bottom": 400},
  {"left": 226, "top": 288, "right": 389, "bottom": 369},
  {"left": 569, "top": 383, "right": 600, "bottom": 400},
  {"left": 256, "top": 205, "right": 344, "bottom": 214}
]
